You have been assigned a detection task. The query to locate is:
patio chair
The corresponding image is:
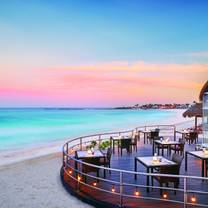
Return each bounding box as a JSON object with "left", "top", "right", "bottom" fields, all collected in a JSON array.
[
  {"left": 82, "top": 158, "right": 100, "bottom": 183},
  {"left": 130, "top": 135, "right": 138, "bottom": 152},
  {"left": 185, "top": 132, "right": 198, "bottom": 144},
  {"left": 148, "top": 131, "right": 159, "bottom": 144},
  {"left": 152, "top": 153, "right": 183, "bottom": 195},
  {"left": 171, "top": 153, "right": 184, "bottom": 167},
  {"left": 119, "top": 138, "right": 131, "bottom": 156},
  {"left": 99, "top": 148, "right": 112, "bottom": 176},
  {"left": 170, "top": 138, "right": 185, "bottom": 155}
]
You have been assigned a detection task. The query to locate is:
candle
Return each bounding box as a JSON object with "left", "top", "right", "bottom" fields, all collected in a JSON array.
[{"left": 203, "top": 148, "right": 208, "bottom": 155}]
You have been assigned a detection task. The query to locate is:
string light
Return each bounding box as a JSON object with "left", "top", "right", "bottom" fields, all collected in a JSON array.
[
  {"left": 69, "top": 169, "right": 72, "bottom": 174},
  {"left": 163, "top": 193, "right": 168, "bottom": 199},
  {"left": 77, "top": 175, "right": 81, "bottom": 181},
  {"left": 134, "top": 188, "right": 140, "bottom": 197},
  {"left": 93, "top": 182, "right": 97, "bottom": 187},
  {"left": 111, "top": 185, "right": 116, "bottom": 193},
  {"left": 191, "top": 195, "right": 196, "bottom": 203}
]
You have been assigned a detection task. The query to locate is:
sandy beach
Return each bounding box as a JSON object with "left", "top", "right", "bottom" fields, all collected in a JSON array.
[{"left": 0, "top": 153, "right": 93, "bottom": 208}]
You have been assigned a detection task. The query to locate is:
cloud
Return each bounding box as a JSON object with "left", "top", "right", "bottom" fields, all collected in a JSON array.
[
  {"left": 175, "top": 51, "right": 208, "bottom": 58},
  {"left": 0, "top": 60, "right": 207, "bottom": 106}
]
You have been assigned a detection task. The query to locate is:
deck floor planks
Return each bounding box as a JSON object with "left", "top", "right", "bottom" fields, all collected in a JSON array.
[{"left": 64, "top": 135, "right": 207, "bottom": 207}]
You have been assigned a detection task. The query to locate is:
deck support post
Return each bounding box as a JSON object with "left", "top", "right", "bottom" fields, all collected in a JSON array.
[
  {"left": 174, "top": 126, "right": 176, "bottom": 141},
  {"left": 80, "top": 138, "right": 82, "bottom": 150},
  {"left": 99, "top": 135, "right": 101, "bottom": 147},
  {"left": 119, "top": 172, "right": 123, "bottom": 207},
  {"left": 63, "top": 148, "right": 65, "bottom": 167},
  {"left": 183, "top": 178, "right": 187, "bottom": 208}
]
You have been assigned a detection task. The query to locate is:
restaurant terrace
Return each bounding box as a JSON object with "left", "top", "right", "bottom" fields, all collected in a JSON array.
[{"left": 61, "top": 81, "right": 208, "bottom": 208}]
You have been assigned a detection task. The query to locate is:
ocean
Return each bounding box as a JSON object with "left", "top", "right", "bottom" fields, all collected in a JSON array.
[{"left": 0, "top": 108, "right": 192, "bottom": 151}]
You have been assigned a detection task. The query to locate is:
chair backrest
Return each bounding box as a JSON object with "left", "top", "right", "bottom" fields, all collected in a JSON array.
[
  {"left": 178, "top": 138, "right": 185, "bottom": 150},
  {"left": 131, "top": 134, "right": 137, "bottom": 143},
  {"left": 106, "top": 147, "right": 112, "bottom": 161},
  {"left": 155, "top": 128, "right": 160, "bottom": 132},
  {"left": 159, "top": 154, "right": 183, "bottom": 183},
  {"left": 120, "top": 138, "right": 131, "bottom": 148},
  {"left": 179, "top": 138, "right": 185, "bottom": 144},
  {"left": 150, "top": 131, "right": 159, "bottom": 139},
  {"left": 189, "top": 132, "right": 198, "bottom": 139},
  {"left": 159, "top": 165, "right": 180, "bottom": 183},
  {"left": 160, "top": 165, "right": 179, "bottom": 175},
  {"left": 82, "top": 158, "right": 100, "bottom": 173},
  {"left": 172, "top": 153, "right": 184, "bottom": 168}
]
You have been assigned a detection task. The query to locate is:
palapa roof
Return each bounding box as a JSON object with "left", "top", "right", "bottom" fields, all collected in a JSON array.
[
  {"left": 199, "top": 80, "right": 208, "bottom": 101},
  {"left": 183, "top": 80, "right": 207, "bottom": 118},
  {"left": 183, "top": 103, "right": 202, "bottom": 118}
]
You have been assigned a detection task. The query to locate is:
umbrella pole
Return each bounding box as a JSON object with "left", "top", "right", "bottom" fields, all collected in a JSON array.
[{"left": 195, "top": 116, "right": 197, "bottom": 130}]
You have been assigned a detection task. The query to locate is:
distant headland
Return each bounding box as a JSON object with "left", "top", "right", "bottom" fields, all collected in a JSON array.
[{"left": 114, "top": 103, "right": 190, "bottom": 110}]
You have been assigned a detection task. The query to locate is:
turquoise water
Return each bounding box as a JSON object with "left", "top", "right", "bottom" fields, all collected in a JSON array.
[{"left": 0, "top": 108, "right": 188, "bottom": 150}]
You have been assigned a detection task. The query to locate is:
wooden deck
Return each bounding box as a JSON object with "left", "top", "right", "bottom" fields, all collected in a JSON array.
[{"left": 62, "top": 135, "right": 208, "bottom": 208}]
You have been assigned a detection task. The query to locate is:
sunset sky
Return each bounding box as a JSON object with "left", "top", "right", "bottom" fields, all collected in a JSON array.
[{"left": 0, "top": 0, "right": 208, "bottom": 107}]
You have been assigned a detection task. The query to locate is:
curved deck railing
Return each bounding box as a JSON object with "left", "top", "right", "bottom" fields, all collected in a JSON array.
[{"left": 61, "top": 124, "right": 208, "bottom": 208}]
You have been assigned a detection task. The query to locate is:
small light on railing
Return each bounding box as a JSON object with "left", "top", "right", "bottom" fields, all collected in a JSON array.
[
  {"left": 191, "top": 195, "right": 196, "bottom": 203},
  {"left": 69, "top": 169, "right": 72, "bottom": 175},
  {"left": 77, "top": 175, "right": 81, "bottom": 181},
  {"left": 134, "top": 188, "right": 140, "bottom": 197},
  {"left": 163, "top": 193, "right": 168, "bottom": 199},
  {"left": 92, "top": 182, "right": 97, "bottom": 187},
  {"left": 111, "top": 185, "right": 116, "bottom": 193}
]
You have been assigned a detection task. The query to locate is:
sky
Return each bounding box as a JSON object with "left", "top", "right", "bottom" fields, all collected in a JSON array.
[{"left": 0, "top": 0, "right": 208, "bottom": 107}]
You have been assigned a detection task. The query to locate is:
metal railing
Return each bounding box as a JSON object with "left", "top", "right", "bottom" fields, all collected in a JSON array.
[{"left": 62, "top": 124, "right": 208, "bottom": 208}]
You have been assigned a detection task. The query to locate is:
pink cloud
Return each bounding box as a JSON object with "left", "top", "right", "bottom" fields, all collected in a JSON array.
[{"left": 0, "top": 61, "right": 207, "bottom": 106}]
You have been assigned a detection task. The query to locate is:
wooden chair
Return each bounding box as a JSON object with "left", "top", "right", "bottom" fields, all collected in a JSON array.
[
  {"left": 130, "top": 135, "right": 138, "bottom": 152},
  {"left": 148, "top": 131, "right": 159, "bottom": 144},
  {"left": 185, "top": 132, "right": 198, "bottom": 144},
  {"left": 152, "top": 153, "right": 183, "bottom": 195},
  {"left": 170, "top": 138, "right": 185, "bottom": 155},
  {"left": 119, "top": 138, "right": 131, "bottom": 156},
  {"left": 171, "top": 153, "right": 183, "bottom": 167},
  {"left": 82, "top": 158, "right": 100, "bottom": 183},
  {"left": 99, "top": 148, "right": 112, "bottom": 176}
]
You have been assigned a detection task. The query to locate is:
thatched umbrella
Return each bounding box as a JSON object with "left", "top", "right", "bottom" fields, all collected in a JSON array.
[
  {"left": 182, "top": 80, "right": 207, "bottom": 129},
  {"left": 199, "top": 80, "right": 208, "bottom": 101},
  {"left": 183, "top": 103, "right": 202, "bottom": 129}
]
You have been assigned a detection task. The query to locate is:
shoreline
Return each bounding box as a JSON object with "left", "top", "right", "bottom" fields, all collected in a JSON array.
[
  {"left": 0, "top": 151, "right": 61, "bottom": 171},
  {"left": 0, "top": 118, "right": 195, "bottom": 167}
]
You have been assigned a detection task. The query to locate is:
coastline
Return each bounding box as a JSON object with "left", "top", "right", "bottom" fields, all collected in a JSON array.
[{"left": 0, "top": 117, "right": 194, "bottom": 167}]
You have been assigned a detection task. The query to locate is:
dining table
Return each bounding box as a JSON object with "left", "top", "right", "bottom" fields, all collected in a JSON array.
[
  {"left": 75, "top": 149, "right": 106, "bottom": 176},
  {"left": 154, "top": 140, "right": 181, "bottom": 156},
  {"left": 185, "top": 150, "right": 208, "bottom": 177},
  {"left": 176, "top": 130, "right": 190, "bottom": 140},
  {"left": 134, "top": 156, "right": 177, "bottom": 192}
]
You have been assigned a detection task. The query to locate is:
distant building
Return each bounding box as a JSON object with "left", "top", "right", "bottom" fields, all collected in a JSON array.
[{"left": 200, "top": 81, "right": 208, "bottom": 144}]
